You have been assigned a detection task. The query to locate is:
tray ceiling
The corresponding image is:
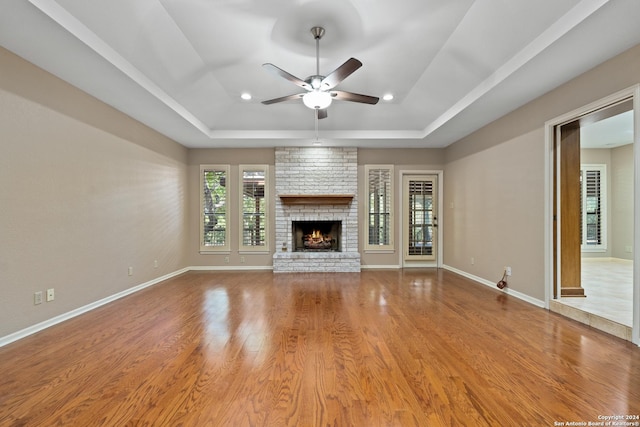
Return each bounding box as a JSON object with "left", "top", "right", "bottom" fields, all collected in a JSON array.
[{"left": 1, "top": 0, "right": 639, "bottom": 148}]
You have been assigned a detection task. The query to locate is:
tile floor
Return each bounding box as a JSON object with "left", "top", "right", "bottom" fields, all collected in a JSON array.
[{"left": 557, "top": 257, "right": 633, "bottom": 326}]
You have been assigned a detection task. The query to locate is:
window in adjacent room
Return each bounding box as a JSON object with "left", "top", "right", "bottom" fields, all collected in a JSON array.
[
  {"left": 365, "top": 165, "right": 394, "bottom": 251},
  {"left": 200, "top": 165, "right": 229, "bottom": 252},
  {"left": 240, "top": 165, "right": 269, "bottom": 252},
  {"left": 580, "top": 164, "right": 606, "bottom": 252}
]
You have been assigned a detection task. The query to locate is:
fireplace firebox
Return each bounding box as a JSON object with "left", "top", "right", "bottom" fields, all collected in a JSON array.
[{"left": 292, "top": 220, "right": 341, "bottom": 252}]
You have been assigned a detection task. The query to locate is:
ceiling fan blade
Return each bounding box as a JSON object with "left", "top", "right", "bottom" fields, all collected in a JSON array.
[
  {"left": 261, "top": 93, "right": 304, "bottom": 105},
  {"left": 262, "top": 63, "right": 311, "bottom": 90},
  {"left": 320, "top": 58, "right": 362, "bottom": 90},
  {"left": 318, "top": 108, "right": 328, "bottom": 119},
  {"left": 331, "top": 90, "right": 379, "bottom": 105}
]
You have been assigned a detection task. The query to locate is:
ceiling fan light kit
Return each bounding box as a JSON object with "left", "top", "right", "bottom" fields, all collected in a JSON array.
[
  {"left": 303, "top": 91, "right": 332, "bottom": 110},
  {"left": 262, "top": 26, "right": 379, "bottom": 119}
]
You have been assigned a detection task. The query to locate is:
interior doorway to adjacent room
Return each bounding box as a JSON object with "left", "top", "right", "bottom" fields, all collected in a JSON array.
[{"left": 547, "top": 89, "right": 638, "bottom": 344}]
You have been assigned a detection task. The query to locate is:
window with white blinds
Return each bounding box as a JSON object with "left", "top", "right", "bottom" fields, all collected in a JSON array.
[
  {"left": 200, "top": 165, "right": 229, "bottom": 252},
  {"left": 580, "top": 164, "right": 606, "bottom": 252},
  {"left": 239, "top": 165, "right": 269, "bottom": 251},
  {"left": 365, "top": 165, "right": 394, "bottom": 251}
]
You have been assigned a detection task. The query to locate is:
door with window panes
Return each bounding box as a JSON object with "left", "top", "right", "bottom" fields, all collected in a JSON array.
[{"left": 403, "top": 175, "right": 438, "bottom": 261}]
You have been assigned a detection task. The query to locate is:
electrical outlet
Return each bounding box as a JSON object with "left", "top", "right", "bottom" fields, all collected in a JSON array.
[
  {"left": 34, "top": 291, "right": 43, "bottom": 305},
  {"left": 224, "top": 256, "right": 229, "bottom": 263},
  {"left": 240, "top": 256, "right": 245, "bottom": 263},
  {"left": 154, "top": 260, "right": 158, "bottom": 268},
  {"left": 46, "top": 288, "right": 55, "bottom": 302},
  {"left": 471, "top": 257, "right": 475, "bottom": 265},
  {"left": 505, "top": 266, "right": 512, "bottom": 276},
  {"left": 128, "top": 266, "right": 133, "bottom": 276}
]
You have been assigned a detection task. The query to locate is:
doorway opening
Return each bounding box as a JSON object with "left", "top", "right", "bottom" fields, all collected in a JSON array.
[{"left": 546, "top": 89, "right": 638, "bottom": 344}]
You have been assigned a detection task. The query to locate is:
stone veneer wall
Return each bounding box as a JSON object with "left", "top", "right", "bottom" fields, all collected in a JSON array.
[{"left": 273, "top": 147, "right": 360, "bottom": 272}]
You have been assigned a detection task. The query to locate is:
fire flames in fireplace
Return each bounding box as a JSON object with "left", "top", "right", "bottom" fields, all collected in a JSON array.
[
  {"left": 304, "top": 230, "right": 333, "bottom": 250},
  {"left": 292, "top": 220, "right": 341, "bottom": 252}
]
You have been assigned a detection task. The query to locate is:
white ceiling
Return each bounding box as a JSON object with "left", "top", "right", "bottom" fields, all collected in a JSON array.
[
  {"left": 581, "top": 110, "right": 634, "bottom": 149},
  {"left": 1, "top": 0, "right": 639, "bottom": 149}
]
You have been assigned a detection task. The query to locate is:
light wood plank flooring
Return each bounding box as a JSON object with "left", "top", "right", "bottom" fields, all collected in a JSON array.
[{"left": 1, "top": 269, "right": 639, "bottom": 426}]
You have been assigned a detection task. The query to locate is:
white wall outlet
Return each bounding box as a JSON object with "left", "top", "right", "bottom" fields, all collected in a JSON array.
[
  {"left": 154, "top": 260, "right": 158, "bottom": 268},
  {"left": 34, "top": 291, "right": 43, "bottom": 305},
  {"left": 46, "top": 288, "right": 55, "bottom": 302},
  {"left": 471, "top": 257, "right": 475, "bottom": 265},
  {"left": 128, "top": 266, "right": 133, "bottom": 276},
  {"left": 240, "top": 256, "right": 245, "bottom": 263},
  {"left": 505, "top": 266, "right": 512, "bottom": 276},
  {"left": 224, "top": 256, "right": 229, "bottom": 263},
  {"left": 625, "top": 246, "right": 633, "bottom": 253}
]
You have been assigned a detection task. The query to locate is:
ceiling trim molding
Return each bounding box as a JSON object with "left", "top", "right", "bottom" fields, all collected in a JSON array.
[
  {"left": 420, "top": 0, "right": 612, "bottom": 140},
  {"left": 28, "top": 0, "right": 212, "bottom": 138}
]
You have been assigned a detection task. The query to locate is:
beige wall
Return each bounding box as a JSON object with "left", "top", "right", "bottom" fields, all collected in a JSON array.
[
  {"left": 444, "top": 129, "right": 546, "bottom": 299},
  {"left": 611, "top": 144, "right": 634, "bottom": 260},
  {"left": 0, "top": 48, "right": 189, "bottom": 338},
  {"left": 443, "top": 43, "right": 640, "bottom": 301}
]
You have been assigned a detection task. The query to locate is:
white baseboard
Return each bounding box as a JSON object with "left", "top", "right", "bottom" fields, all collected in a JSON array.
[
  {"left": 442, "top": 264, "right": 545, "bottom": 308},
  {"left": 360, "top": 264, "right": 401, "bottom": 270},
  {"left": 0, "top": 268, "right": 189, "bottom": 348},
  {"left": 189, "top": 265, "right": 273, "bottom": 271}
]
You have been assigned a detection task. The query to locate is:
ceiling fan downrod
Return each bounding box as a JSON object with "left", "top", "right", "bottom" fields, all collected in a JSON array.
[{"left": 310, "top": 26, "right": 325, "bottom": 78}]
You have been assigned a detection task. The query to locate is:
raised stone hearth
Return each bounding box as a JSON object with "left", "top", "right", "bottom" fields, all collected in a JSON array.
[
  {"left": 273, "top": 252, "right": 360, "bottom": 273},
  {"left": 273, "top": 147, "right": 360, "bottom": 273}
]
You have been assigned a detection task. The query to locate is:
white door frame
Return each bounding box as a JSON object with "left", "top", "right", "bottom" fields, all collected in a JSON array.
[
  {"left": 399, "top": 170, "right": 444, "bottom": 268},
  {"left": 544, "top": 84, "right": 640, "bottom": 346}
]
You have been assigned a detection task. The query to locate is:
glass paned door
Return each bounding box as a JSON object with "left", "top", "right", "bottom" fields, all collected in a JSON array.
[{"left": 403, "top": 175, "right": 437, "bottom": 261}]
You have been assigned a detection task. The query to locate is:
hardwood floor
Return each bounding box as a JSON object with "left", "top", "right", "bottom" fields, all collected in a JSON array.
[{"left": 1, "top": 269, "right": 639, "bottom": 426}]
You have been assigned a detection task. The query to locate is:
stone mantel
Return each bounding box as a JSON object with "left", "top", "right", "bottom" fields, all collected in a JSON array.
[{"left": 278, "top": 194, "right": 354, "bottom": 205}]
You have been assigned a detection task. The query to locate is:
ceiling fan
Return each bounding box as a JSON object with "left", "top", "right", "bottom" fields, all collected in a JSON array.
[{"left": 261, "top": 26, "right": 379, "bottom": 119}]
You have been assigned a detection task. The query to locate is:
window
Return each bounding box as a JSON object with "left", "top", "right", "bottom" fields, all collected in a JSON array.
[
  {"left": 365, "top": 165, "right": 394, "bottom": 251},
  {"left": 240, "top": 165, "right": 269, "bottom": 251},
  {"left": 580, "top": 164, "right": 606, "bottom": 252},
  {"left": 200, "top": 165, "right": 229, "bottom": 252}
]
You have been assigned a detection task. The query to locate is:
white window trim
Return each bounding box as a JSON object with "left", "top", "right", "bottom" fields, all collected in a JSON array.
[
  {"left": 239, "top": 164, "right": 269, "bottom": 252},
  {"left": 581, "top": 163, "right": 607, "bottom": 253},
  {"left": 364, "top": 165, "right": 394, "bottom": 252},
  {"left": 200, "top": 164, "right": 230, "bottom": 253}
]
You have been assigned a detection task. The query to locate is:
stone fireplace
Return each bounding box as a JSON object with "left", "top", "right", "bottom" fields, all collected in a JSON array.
[{"left": 273, "top": 147, "right": 360, "bottom": 272}]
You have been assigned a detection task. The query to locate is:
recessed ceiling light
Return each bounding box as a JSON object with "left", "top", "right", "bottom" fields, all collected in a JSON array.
[
  {"left": 383, "top": 93, "right": 394, "bottom": 101},
  {"left": 241, "top": 92, "right": 252, "bottom": 100}
]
